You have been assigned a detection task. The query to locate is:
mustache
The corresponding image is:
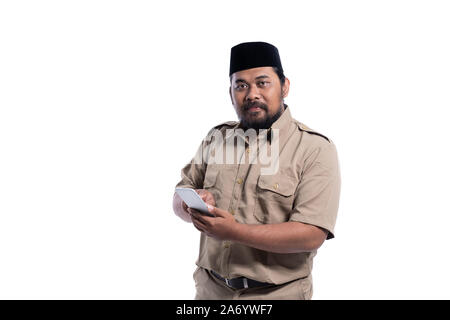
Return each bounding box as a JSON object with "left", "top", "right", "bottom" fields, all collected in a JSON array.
[{"left": 243, "top": 101, "right": 268, "bottom": 112}]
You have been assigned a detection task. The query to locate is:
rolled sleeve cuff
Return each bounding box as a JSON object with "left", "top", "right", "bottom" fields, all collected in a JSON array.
[{"left": 289, "top": 213, "right": 335, "bottom": 240}]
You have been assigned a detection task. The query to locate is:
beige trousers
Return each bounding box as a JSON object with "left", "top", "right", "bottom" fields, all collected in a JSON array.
[{"left": 193, "top": 267, "right": 313, "bottom": 300}]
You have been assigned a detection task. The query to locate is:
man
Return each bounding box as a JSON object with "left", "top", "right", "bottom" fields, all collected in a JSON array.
[{"left": 173, "top": 42, "right": 341, "bottom": 300}]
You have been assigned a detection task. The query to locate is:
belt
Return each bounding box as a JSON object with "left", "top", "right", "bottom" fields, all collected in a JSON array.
[{"left": 210, "top": 270, "right": 271, "bottom": 290}]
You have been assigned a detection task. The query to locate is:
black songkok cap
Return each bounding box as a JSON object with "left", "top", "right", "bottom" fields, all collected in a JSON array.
[{"left": 229, "top": 42, "right": 283, "bottom": 76}]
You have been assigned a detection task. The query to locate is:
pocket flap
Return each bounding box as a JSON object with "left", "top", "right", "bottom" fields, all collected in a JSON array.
[{"left": 257, "top": 174, "right": 297, "bottom": 196}]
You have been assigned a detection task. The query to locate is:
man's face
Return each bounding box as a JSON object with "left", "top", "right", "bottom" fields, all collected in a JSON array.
[{"left": 229, "top": 66, "right": 289, "bottom": 130}]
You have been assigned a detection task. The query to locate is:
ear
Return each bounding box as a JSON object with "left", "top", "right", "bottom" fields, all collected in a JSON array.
[
  {"left": 229, "top": 86, "right": 233, "bottom": 103},
  {"left": 282, "top": 77, "right": 290, "bottom": 98}
]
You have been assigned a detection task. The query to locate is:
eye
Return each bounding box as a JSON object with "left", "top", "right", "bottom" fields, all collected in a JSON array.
[
  {"left": 235, "top": 83, "right": 248, "bottom": 90},
  {"left": 257, "top": 81, "right": 269, "bottom": 87}
]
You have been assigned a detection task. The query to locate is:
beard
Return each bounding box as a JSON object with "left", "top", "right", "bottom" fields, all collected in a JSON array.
[{"left": 239, "top": 100, "right": 285, "bottom": 130}]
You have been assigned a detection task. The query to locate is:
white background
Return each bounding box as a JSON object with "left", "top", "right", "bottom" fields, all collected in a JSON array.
[{"left": 1, "top": 0, "right": 449, "bottom": 299}]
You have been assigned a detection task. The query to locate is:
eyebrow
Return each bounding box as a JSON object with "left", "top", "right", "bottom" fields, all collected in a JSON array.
[{"left": 234, "top": 74, "right": 270, "bottom": 83}]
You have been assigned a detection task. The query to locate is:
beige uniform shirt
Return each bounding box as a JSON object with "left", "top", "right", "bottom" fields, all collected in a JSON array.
[{"left": 175, "top": 105, "right": 341, "bottom": 285}]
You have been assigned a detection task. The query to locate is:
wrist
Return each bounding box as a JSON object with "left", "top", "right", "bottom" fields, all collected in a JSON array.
[{"left": 229, "top": 221, "right": 247, "bottom": 242}]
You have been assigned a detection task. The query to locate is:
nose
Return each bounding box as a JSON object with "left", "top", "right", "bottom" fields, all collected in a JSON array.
[{"left": 245, "top": 84, "right": 261, "bottom": 101}]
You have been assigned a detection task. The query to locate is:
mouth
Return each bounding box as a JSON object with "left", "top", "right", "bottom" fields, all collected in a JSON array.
[
  {"left": 243, "top": 102, "right": 268, "bottom": 117},
  {"left": 247, "top": 106, "right": 263, "bottom": 112}
]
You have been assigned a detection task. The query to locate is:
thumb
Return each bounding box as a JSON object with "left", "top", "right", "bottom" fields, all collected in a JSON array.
[{"left": 207, "top": 204, "right": 227, "bottom": 217}]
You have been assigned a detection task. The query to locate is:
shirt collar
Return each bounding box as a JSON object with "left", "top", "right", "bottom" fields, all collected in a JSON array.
[
  {"left": 225, "top": 104, "right": 294, "bottom": 147},
  {"left": 269, "top": 104, "right": 292, "bottom": 140}
]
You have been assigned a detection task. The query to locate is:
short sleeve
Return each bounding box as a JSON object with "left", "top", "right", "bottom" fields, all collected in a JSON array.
[
  {"left": 174, "top": 129, "right": 215, "bottom": 190},
  {"left": 289, "top": 140, "right": 341, "bottom": 240}
]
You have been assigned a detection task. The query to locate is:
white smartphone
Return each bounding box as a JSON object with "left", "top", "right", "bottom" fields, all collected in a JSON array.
[{"left": 175, "top": 187, "right": 214, "bottom": 217}]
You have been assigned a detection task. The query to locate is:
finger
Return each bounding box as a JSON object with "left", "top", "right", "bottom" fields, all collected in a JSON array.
[
  {"left": 205, "top": 196, "right": 215, "bottom": 206},
  {"left": 190, "top": 211, "right": 211, "bottom": 225},
  {"left": 206, "top": 204, "right": 228, "bottom": 217},
  {"left": 196, "top": 190, "right": 214, "bottom": 204},
  {"left": 187, "top": 207, "right": 201, "bottom": 216},
  {"left": 192, "top": 216, "right": 205, "bottom": 227},
  {"left": 192, "top": 216, "right": 207, "bottom": 231},
  {"left": 192, "top": 221, "right": 204, "bottom": 233}
]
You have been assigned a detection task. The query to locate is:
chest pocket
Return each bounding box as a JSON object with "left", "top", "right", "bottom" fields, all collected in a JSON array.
[{"left": 253, "top": 172, "right": 298, "bottom": 224}]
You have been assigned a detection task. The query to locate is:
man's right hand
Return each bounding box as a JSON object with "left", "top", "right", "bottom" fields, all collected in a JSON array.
[
  {"left": 173, "top": 188, "right": 216, "bottom": 223},
  {"left": 181, "top": 189, "right": 215, "bottom": 212},
  {"left": 195, "top": 189, "right": 216, "bottom": 207}
]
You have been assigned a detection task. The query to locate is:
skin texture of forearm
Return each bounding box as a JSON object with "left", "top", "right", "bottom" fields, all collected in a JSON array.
[
  {"left": 230, "top": 221, "right": 327, "bottom": 254},
  {"left": 172, "top": 193, "right": 192, "bottom": 223}
]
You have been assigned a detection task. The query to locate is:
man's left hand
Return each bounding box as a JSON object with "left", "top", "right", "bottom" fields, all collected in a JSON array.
[{"left": 188, "top": 205, "right": 238, "bottom": 241}]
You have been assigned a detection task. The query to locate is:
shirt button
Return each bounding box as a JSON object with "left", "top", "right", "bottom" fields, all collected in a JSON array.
[
  {"left": 246, "top": 148, "right": 250, "bottom": 153},
  {"left": 224, "top": 243, "right": 230, "bottom": 249},
  {"left": 274, "top": 183, "right": 279, "bottom": 190},
  {"left": 237, "top": 178, "right": 243, "bottom": 184},
  {"left": 230, "top": 209, "right": 235, "bottom": 215}
]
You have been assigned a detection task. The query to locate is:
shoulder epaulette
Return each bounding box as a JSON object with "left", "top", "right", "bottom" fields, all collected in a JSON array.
[
  {"left": 213, "top": 121, "right": 239, "bottom": 129},
  {"left": 296, "top": 121, "right": 330, "bottom": 143}
]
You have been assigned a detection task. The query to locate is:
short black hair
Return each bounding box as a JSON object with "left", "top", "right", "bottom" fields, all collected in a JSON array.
[{"left": 272, "top": 67, "right": 285, "bottom": 87}]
